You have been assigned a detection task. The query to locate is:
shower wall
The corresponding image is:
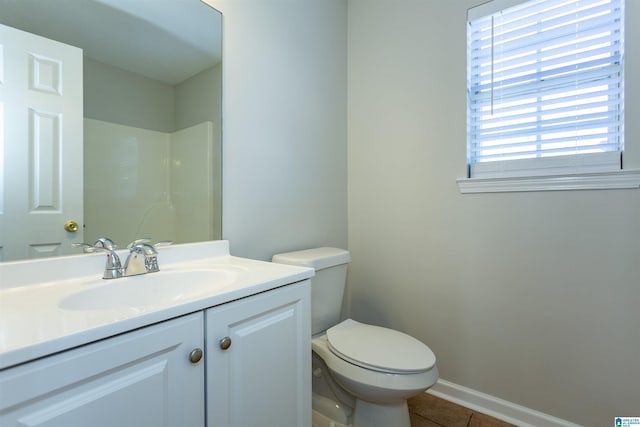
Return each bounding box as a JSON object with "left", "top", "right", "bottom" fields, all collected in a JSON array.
[
  {"left": 84, "top": 119, "right": 216, "bottom": 246},
  {"left": 171, "top": 121, "right": 221, "bottom": 244}
]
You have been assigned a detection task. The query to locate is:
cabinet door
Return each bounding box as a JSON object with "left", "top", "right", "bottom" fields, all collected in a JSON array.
[
  {"left": 0, "top": 312, "right": 204, "bottom": 427},
  {"left": 206, "top": 281, "right": 311, "bottom": 427}
]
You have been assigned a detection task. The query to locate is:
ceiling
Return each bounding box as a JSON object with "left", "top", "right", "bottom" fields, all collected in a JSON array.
[{"left": 0, "top": 0, "right": 222, "bottom": 85}]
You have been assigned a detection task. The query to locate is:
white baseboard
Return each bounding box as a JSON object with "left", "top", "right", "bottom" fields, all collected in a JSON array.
[{"left": 427, "top": 379, "right": 583, "bottom": 427}]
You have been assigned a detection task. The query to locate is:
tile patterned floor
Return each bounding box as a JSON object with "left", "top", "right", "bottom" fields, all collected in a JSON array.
[{"left": 408, "top": 393, "right": 516, "bottom": 427}]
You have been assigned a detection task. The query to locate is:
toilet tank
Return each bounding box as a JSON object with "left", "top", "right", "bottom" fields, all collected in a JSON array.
[{"left": 272, "top": 247, "right": 351, "bottom": 335}]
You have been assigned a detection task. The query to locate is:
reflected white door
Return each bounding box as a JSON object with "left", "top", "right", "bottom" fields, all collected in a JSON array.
[{"left": 0, "top": 23, "right": 83, "bottom": 261}]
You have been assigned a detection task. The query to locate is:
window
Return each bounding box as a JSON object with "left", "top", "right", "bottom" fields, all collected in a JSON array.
[{"left": 465, "top": 0, "right": 625, "bottom": 184}]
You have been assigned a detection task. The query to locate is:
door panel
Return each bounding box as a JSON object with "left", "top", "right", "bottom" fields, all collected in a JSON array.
[{"left": 0, "top": 23, "right": 83, "bottom": 261}]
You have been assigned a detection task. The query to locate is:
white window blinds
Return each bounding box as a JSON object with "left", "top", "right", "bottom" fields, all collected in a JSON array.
[{"left": 467, "top": 0, "right": 624, "bottom": 179}]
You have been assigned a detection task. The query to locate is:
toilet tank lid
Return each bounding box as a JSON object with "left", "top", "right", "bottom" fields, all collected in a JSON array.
[{"left": 272, "top": 247, "right": 350, "bottom": 270}]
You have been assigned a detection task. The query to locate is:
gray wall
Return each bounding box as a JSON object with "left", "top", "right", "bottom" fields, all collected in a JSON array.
[
  {"left": 213, "top": 0, "right": 348, "bottom": 261},
  {"left": 175, "top": 64, "right": 222, "bottom": 131},
  {"left": 209, "top": 0, "right": 639, "bottom": 424},
  {"left": 347, "top": 1, "right": 640, "bottom": 426},
  {"left": 84, "top": 58, "right": 222, "bottom": 133},
  {"left": 84, "top": 58, "right": 175, "bottom": 132}
]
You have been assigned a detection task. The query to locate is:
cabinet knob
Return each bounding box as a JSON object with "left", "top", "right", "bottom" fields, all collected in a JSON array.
[
  {"left": 189, "top": 348, "right": 203, "bottom": 364},
  {"left": 219, "top": 336, "right": 232, "bottom": 350}
]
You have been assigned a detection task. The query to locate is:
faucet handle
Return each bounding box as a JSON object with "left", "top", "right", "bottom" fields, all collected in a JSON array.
[
  {"left": 94, "top": 237, "right": 117, "bottom": 250},
  {"left": 72, "top": 238, "right": 117, "bottom": 253},
  {"left": 126, "top": 238, "right": 151, "bottom": 249},
  {"left": 125, "top": 239, "right": 172, "bottom": 250},
  {"left": 129, "top": 243, "right": 158, "bottom": 256},
  {"left": 72, "top": 242, "right": 98, "bottom": 253}
]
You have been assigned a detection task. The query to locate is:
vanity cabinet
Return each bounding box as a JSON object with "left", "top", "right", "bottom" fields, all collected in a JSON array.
[
  {"left": 0, "top": 279, "right": 311, "bottom": 427},
  {"left": 206, "top": 280, "right": 311, "bottom": 427},
  {"left": 0, "top": 312, "right": 204, "bottom": 427}
]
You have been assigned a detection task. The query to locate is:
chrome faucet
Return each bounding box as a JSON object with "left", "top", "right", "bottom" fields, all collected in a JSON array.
[
  {"left": 73, "top": 238, "right": 171, "bottom": 279},
  {"left": 124, "top": 241, "right": 159, "bottom": 276},
  {"left": 73, "top": 238, "right": 123, "bottom": 279},
  {"left": 94, "top": 238, "right": 123, "bottom": 279}
]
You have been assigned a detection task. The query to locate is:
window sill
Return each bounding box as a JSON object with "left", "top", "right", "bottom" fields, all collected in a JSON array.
[{"left": 456, "top": 169, "right": 640, "bottom": 194}]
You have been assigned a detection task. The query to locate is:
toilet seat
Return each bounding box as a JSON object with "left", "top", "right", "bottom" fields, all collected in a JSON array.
[
  {"left": 312, "top": 335, "right": 438, "bottom": 397},
  {"left": 326, "top": 319, "right": 436, "bottom": 374}
]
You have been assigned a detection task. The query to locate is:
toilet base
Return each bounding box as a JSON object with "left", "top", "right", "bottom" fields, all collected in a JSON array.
[
  {"left": 352, "top": 399, "right": 410, "bottom": 427},
  {"left": 312, "top": 408, "right": 351, "bottom": 427}
]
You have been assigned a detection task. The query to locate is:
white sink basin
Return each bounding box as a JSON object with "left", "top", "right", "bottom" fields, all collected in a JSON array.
[
  {"left": 59, "top": 269, "right": 238, "bottom": 311},
  {"left": 0, "top": 240, "right": 316, "bottom": 371}
]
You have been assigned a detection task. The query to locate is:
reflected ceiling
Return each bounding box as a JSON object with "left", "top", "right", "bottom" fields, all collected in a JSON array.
[{"left": 0, "top": 0, "right": 222, "bottom": 84}]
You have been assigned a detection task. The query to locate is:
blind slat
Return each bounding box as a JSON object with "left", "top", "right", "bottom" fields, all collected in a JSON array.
[
  {"left": 469, "top": 70, "right": 620, "bottom": 104},
  {"left": 474, "top": 117, "right": 622, "bottom": 143},
  {"left": 474, "top": 43, "right": 621, "bottom": 81},
  {"left": 469, "top": 79, "right": 620, "bottom": 114},
  {"left": 469, "top": 27, "right": 620, "bottom": 65},
  {"left": 473, "top": 131, "right": 622, "bottom": 153},
  {"left": 469, "top": 2, "right": 620, "bottom": 42},
  {"left": 472, "top": 56, "right": 621, "bottom": 96},
  {"left": 469, "top": 0, "right": 615, "bottom": 34},
  {"left": 470, "top": 94, "right": 622, "bottom": 126}
]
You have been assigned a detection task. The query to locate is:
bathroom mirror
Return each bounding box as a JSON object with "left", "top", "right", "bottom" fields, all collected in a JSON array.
[{"left": 0, "top": 0, "right": 222, "bottom": 262}]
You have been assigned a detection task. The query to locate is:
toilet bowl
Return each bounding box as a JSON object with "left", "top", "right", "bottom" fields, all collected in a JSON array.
[
  {"left": 312, "top": 320, "right": 438, "bottom": 427},
  {"left": 272, "top": 248, "right": 438, "bottom": 427}
]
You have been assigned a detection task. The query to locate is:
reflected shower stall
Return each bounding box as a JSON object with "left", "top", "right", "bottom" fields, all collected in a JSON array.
[{"left": 83, "top": 118, "right": 221, "bottom": 246}]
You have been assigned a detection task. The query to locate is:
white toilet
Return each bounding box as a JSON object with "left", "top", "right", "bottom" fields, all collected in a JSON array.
[{"left": 272, "top": 247, "right": 438, "bottom": 427}]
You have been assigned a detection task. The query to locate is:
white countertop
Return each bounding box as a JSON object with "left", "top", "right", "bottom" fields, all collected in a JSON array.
[{"left": 0, "top": 241, "right": 313, "bottom": 370}]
